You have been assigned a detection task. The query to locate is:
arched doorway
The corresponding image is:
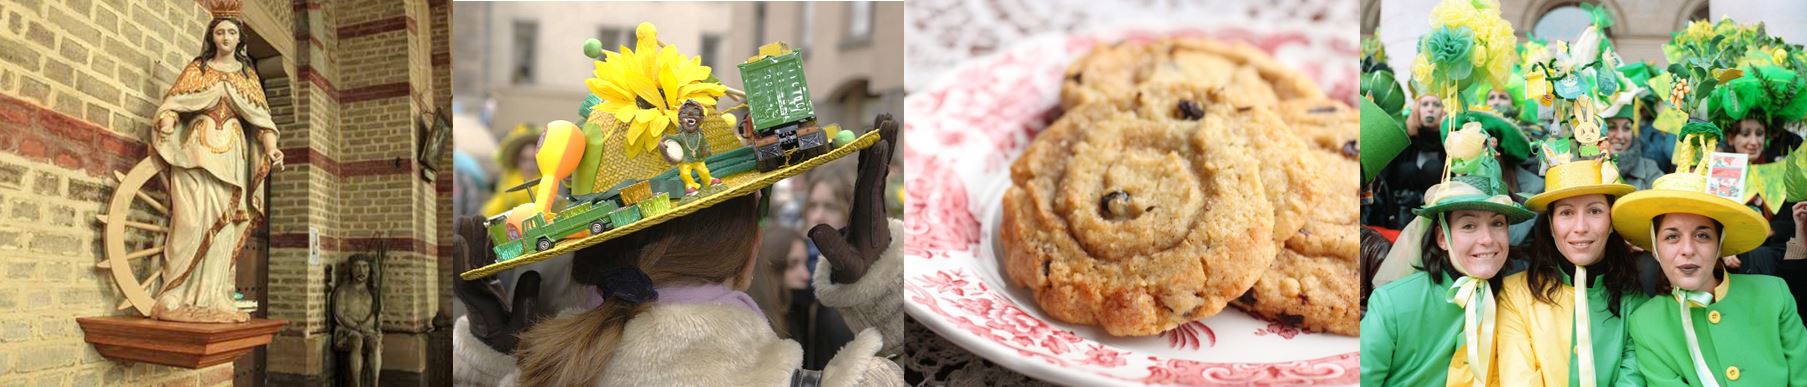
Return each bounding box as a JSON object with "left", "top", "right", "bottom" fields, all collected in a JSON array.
[{"left": 233, "top": 16, "right": 290, "bottom": 387}]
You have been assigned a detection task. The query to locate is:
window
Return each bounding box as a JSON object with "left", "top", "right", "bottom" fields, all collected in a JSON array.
[
  {"left": 848, "top": 2, "right": 872, "bottom": 42},
  {"left": 701, "top": 34, "right": 722, "bottom": 69},
  {"left": 512, "top": 20, "right": 537, "bottom": 84},
  {"left": 597, "top": 26, "right": 626, "bottom": 53},
  {"left": 1531, "top": 4, "right": 1595, "bottom": 43}
]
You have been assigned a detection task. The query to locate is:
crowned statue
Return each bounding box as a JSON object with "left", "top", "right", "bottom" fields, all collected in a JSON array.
[{"left": 148, "top": 0, "right": 282, "bottom": 323}]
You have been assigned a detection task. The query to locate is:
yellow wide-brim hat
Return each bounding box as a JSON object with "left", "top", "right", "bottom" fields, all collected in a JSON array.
[
  {"left": 1610, "top": 172, "right": 1771, "bottom": 256},
  {"left": 458, "top": 110, "right": 883, "bottom": 280},
  {"left": 1524, "top": 158, "right": 1636, "bottom": 212}
]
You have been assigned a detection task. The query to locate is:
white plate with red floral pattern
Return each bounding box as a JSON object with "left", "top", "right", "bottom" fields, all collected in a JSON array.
[{"left": 902, "top": 24, "right": 1361, "bottom": 386}]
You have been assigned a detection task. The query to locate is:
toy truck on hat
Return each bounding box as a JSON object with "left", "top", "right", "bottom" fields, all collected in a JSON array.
[
  {"left": 738, "top": 47, "right": 829, "bottom": 172},
  {"left": 483, "top": 179, "right": 677, "bottom": 262}
]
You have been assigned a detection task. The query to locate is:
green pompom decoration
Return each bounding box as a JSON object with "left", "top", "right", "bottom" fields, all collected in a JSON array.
[
  {"left": 835, "top": 130, "right": 856, "bottom": 148},
  {"left": 1423, "top": 25, "right": 1477, "bottom": 85},
  {"left": 583, "top": 38, "right": 603, "bottom": 60}
]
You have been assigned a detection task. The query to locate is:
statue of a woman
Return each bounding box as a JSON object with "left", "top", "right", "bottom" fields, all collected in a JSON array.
[{"left": 148, "top": 12, "right": 282, "bottom": 323}]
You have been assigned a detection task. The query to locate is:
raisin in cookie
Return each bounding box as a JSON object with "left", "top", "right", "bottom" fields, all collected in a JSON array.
[{"left": 1000, "top": 100, "right": 1275, "bottom": 336}]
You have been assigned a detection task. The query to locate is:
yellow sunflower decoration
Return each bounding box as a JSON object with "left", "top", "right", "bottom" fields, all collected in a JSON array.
[{"left": 585, "top": 22, "right": 728, "bottom": 158}]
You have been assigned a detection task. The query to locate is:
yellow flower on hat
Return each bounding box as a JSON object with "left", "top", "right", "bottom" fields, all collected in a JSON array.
[
  {"left": 1413, "top": 55, "right": 1437, "bottom": 95},
  {"left": 585, "top": 22, "right": 728, "bottom": 159}
]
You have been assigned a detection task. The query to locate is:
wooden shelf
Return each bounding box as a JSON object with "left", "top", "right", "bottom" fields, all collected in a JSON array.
[{"left": 76, "top": 316, "right": 286, "bottom": 369}]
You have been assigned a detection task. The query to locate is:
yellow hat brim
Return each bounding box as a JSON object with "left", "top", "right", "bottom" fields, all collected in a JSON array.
[
  {"left": 1610, "top": 189, "right": 1771, "bottom": 256},
  {"left": 459, "top": 130, "right": 883, "bottom": 280},
  {"left": 1525, "top": 183, "right": 1636, "bottom": 212}
]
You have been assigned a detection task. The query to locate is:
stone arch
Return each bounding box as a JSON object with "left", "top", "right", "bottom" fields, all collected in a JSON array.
[
  {"left": 1675, "top": 0, "right": 1712, "bottom": 31},
  {"left": 1519, "top": 0, "right": 1625, "bottom": 40}
]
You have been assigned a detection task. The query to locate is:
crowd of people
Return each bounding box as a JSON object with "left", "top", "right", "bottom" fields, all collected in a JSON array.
[{"left": 1360, "top": 1, "right": 1807, "bottom": 385}]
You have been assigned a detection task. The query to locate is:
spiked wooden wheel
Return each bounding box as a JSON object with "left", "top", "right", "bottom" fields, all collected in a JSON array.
[{"left": 96, "top": 157, "right": 170, "bottom": 317}]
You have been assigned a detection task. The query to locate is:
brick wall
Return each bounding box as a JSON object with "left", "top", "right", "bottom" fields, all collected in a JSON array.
[
  {"left": 0, "top": 0, "right": 449, "bottom": 385},
  {"left": 263, "top": 0, "right": 448, "bottom": 385},
  {"left": 0, "top": 0, "right": 234, "bottom": 385}
]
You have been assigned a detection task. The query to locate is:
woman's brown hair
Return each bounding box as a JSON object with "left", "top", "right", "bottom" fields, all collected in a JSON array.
[
  {"left": 750, "top": 225, "right": 803, "bottom": 337},
  {"left": 515, "top": 194, "right": 762, "bottom": 386}
]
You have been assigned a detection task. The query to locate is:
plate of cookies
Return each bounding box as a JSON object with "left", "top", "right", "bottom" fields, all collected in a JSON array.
[{"left": 903, "top": 24, "right": 1361, "bottom": 386}]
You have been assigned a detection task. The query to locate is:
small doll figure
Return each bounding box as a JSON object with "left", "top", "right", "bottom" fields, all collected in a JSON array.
[{"left": 664, "top": 100, "right": 721, "bottom": 195}]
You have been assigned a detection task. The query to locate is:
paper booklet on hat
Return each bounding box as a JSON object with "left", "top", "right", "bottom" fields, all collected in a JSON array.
[{"left": 1707, "top": 152, "right": 1747, "bottom": 201}]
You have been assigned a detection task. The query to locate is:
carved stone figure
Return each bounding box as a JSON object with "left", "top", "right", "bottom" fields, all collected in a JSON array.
[{"left": 333, "top": 254, "right": 382, "bottom": 387}]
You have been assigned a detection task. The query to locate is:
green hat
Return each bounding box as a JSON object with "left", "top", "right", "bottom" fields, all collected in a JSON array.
[
  {"left": 1709, "top": 64, "right": 1807, "bottom": 125},
  {"left": 1361, "top": 97, "right": 1408, "bottom": 184},
  {"left": 1363, "top": 70, "right": 1407, "bottom": 120}
]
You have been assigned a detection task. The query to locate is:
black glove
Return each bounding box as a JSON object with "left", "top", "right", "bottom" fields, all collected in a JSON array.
[
  {"left": 810, "top": 114, "right": 899, "bottom": 284},
  {"left": 453, "top": 214, "right": 546, "bottom": 354}
]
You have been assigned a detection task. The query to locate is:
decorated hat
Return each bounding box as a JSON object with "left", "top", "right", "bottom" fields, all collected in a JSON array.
[
  {"left": 1415, "top": 120, "right": 1536, "bottom": 223},
  {"left": 1442, "top": 111, "right": 1531, "bottom": 162},
  {"left": 1708, "top": 64, "right": 1807, "bottom": 126},
  {"left": 1362, "top": 35, "right": 1407, "bottom": 120},
  {"left": 1611, "top": 120, "right": 1770, "bottom": 255},
  {"left": 1523, "top": 156, "right": 1636, "bottom": 212},
  {"left": 1361, "top": 97, "right": 1408, "bottom": 184},
  {"left": 459, "top": 23, "right": 884, "bottom": 280}
]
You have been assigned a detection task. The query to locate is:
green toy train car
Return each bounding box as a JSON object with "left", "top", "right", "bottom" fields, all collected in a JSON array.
[
  {"left": 737, "top": 50, "right": 829, "bottom": 172},
  {"left": 485, "top": 185, "right": 677, "bottom": 262}
]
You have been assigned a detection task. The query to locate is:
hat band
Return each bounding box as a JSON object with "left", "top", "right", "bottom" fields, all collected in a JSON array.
[{"left": 1544, "top": 159, "right": 1607, "bottom": 192}]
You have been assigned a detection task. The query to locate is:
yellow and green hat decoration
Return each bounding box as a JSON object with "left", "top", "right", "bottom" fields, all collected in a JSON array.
[
  {"left": 460, "top": 22, "right": 884, "bottom": 280},
  {"left": 1611, "top": 120, "right": 1770, "bottom": 255}
]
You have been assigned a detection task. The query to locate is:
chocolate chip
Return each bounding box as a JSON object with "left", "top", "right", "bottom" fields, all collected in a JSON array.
[
  {"left": 1238, "top": 289, "right": 1258, "bottom": 305},
  {"left": 1342, "top": 140, "right": 1359, "bottom": 160},
  {"left": 1278, "top": 313, "right": 1305, "bottom": 326},
  {"left": 1178, "top": 100, "right": 1205, "bottom": 120},
  {"left": 1069, "top": 72, "right": 1083, "bottom": 83},
  {"left": 1099, "top": 191, "right": 1132, "bottom": 220},
  {"left": 1236, "top": 106, "right": 1253, "bottom": 112},
  {"left": 1041, "top": 259, "right": 1051, "bottom": 278},
  {"left": 1309, "top": 105, "right": 1339, "bottom": 114}
]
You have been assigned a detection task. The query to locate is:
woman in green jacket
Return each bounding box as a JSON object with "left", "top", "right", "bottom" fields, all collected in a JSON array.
[
  {"left": 1364, "top": 119, "right": 1534, "bottom": 386},
  {"left": 1615, "top": 144, "right": 1807, "bottom": 386}
]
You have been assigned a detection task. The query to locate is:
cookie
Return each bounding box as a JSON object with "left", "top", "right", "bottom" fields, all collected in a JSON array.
[
  {"left": 1230, "top": 247, "right": 1361, "bottom": 335},
  {"left": 1060, "top": 38, "right": 1325, "bottom": 111},
  {"left": 1000, "top": 100, "right": 1276, "bottom": 337},
  {"left": 1132, "top": 84, "right": 1361, "bottom": 335},
  {"left": 1249, "top": 99, "right": 1362, "bottom": 335},
  {"left": 1270, "top": 98, "right": 1361, "bottom": 258},
  {"left": 1274, "top": 99, "right": 1361, "bottom": 157}
]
